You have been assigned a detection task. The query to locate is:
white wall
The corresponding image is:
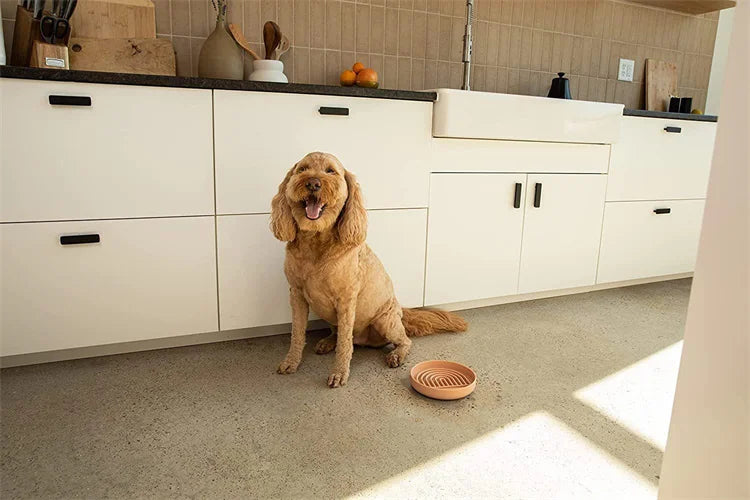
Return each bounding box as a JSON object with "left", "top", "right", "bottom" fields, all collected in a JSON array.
[
  {"left": 705, "top": 8, "right": 735, "bottom": 115},
  {"left": 658, "top": 1, "right": 749, "bottom": 498}
]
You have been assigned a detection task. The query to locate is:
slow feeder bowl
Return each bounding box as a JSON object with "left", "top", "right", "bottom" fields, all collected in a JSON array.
[{"left": 409, "top": 360, "right": 477, "bottom": 400}]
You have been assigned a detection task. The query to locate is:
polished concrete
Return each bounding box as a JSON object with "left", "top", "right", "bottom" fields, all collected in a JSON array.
[{"left": 1, "top": 279, "right": 690, "bottom": 499}]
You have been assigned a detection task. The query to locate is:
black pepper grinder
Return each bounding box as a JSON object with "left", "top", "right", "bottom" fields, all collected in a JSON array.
[{"left": 547, "top": 72, "right": 572, "bottom": 99}]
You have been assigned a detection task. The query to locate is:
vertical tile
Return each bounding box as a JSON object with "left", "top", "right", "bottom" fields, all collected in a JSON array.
[
  {"left": 310, "top": 48, "right": 326, "bottom": 83},
  {"left": 560, "top": 34, "right": 573, "bottom": 74},
  {"left": 589, "top": 77, "right": 606, "bottom": 102},
  {"left": 369, "top": 53, "right": 384, "bottom": 75},
  {"left": 701, "top": 19, "right": 718, "bottom": 56},
  {"left": 341, "top": 50, "right": 355, "bottom": 72},
  {"left": 533, "top": 0, "right": 545, "bottom": 29},
  {"left": 424, "top": 59, "right": 439, "bottom": 89},
  {"left": 226, "top": 0, "right": 243, "bottom": 26},
  {"left": 412, "top": 58, "right": 426, "bottom": 89},
  {"left": 518, "top": 69, "right": 531, "bottom": 94},
  {"left": 511, "top": 0, "right": 524, "bottom": 26},
  {"left": 173, "top": 35, "right": 192, "bottom": 76},
  {"left": 507, "top": 68, "right": 520, "bottom": 94},
  {"left": 473, "top": 21, "right": 488, "bottom": 65},
  {"left": 522, "top": 0, "right": 534, "bottom": 27},
  {"left": 582, "top": 0, "right": 595, "bottom": 37},
  {"left": 519, "top": 27, "right": 532, "bottom": 70},
  {"left": 341, "top": 1, "right": 356, "bottom": 50},
  {"left": 508, "top": 25, "right": 522, "bottom": 68},
  {"left": 260, "top": 0, "right": 276, "bottom": 23},
  {"left": 489, "top": 0, "right": 502, "bottom": 23},
  {"left": 398, "top": 8, "right": 412, "bottom": 56},
  {"left": 475, "top": 0, "right": 491, "bottom": 21},
  {"left": 385, "top": 7, "right": 399, "bottom": 54},
  {"left": 244, "top": 0, "right": 262, "bottom": 42},
  {"left": 383, "top": 54, "right": 399, "bottom": 88},
  {"left": 598, "top": 39, "right": 610, "bottom": 78},
  {"left": 577, "top": 75, "right": 589, "bottom": 101},
  {"left": 356, "top": 3, "right": 371, "bottom": 52},
  {"left": 294, "top": 0, "right": 310, "bottom": 46},
  {"left": 370, "top": 5, "right": 385, "bottom": 53},
  {"left": 564, "top": 0, "right": 576, "bottom": 33},
  {"left": 553, "top": 0, "right": 566, "bottom": 33},
  {"left": 426, "top": 12, "right": 439, "bottom": 59},
  {"left": 580, "top": 36, "right": 592, "bottom": 76},
  {"left": 568, "top": 74, "right": 579, "bottom": 99},
  {"left": 453, "top": 0, "right": 466, "bottom": 17},
  {"left": 542, "top": 0, "right": 555, "bottom": 31},
  {"left": 398, "top": 56, "right": 412, "bottom": 89},
  {"left": 326, "top": 0, "right": 341, "bottom": 49},
  {"left": 325, "top": 49, "right": 341, "bottom": 85},
  {"left": 450, "top": 62, "right": 463, "bottom": 88},
  {"left": 401, "top": 0, "right": 414, "bottom": 8},
  {"left": 605, "top": 78, "right": 616, "bottom": 102},
  {"left": 486, "top": 22, "right": 500, "bottom": 67},
  {"left": 438, "top": 15, "right": 451, "bottom": 60},
  {"left": 310, "top": 0, "right": 326, "bottom": 48},
  {"left": 439, "top": 0, "right": 452, "bottom": 15},
  {"left": 437, "top": 60, "right": 451, "bottom": 87},
  {"left": 155, "top": 0, "right": 172, "bottom": 34},
  {"left": 472, "top": 65, "right": 486, "bottom": 91},
  {"left": 294, "top": 46, "right": 310, "bottom": 82},
  {"left": 355, "top": 53, "right": 370, "bottom": 68},
  {"left": 588, "top": 37, "right": 601, "bottom": 77},
  {"left": 570, "top": 36, "right": 583, "bottom": 75},
  {"left": 413, "top": 10, "right": 427, "bottom": 58},
  {"left": 425, "top": 0, "right": 439, "bottom": 12},
  {"left": 279, "top": 0, "right": 293, "bottom": 40},
  {"left": 189, "top": 0, "right": 209, "bottom": 38},
  {"left": 530, "top": 29, "right": 543, "bottom": 72},
  {"left": 572, "top": 1, "right": 586, "bottom": 36},
  {"left": 414, "top": 0, "right": 426, "bottom": 10},
  {"left": 540, "top": 30, "right": 552, "bottom": 73},
  {"left": 450, "top": 16, "right": 464, "bottom": 62},
  {"left": 496, "top": 66, "right": 508, "bottom": 93},
  {"left": 171, "top": 0, "right": 190, "bottom": 36},
  {"left": 485, "top": 65, "right": 498, "bottom": 92},
  {"left": 551, "top": 33, "right": 562, "bottom": 72},
  {"left": 529, "top": 70, "right": 542, "bottom": 95}
]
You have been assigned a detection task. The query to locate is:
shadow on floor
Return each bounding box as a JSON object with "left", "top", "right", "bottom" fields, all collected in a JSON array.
[{"left": 0, "top": 279, "right": 691, "bottom": 498}]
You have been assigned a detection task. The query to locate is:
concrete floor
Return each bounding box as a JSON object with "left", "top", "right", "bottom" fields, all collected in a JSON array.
[{"left": 1, "top": 279, "right": 690, "bottom": 499}]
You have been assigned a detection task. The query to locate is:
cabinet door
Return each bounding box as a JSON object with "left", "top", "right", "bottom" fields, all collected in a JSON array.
[
  {"left": 425, "top": 173, "right": 526, "bottom": 306},
  {"left": 366, "top": 209, "right": 427, "bottom": 308},
  {"left": 519, "top": 174, "right": 607, "bottom": 293},
  {"left": 1, "top": 217, "right": 219, "bottom": 356}
]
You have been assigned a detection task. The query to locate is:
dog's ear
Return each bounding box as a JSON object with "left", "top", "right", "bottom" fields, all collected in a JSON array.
[
  {"left": 270, "top": 164, "right": 298, "bottom": 242},
  {"left": 337, "top": 169, "right": 367, "bottom": 246}
]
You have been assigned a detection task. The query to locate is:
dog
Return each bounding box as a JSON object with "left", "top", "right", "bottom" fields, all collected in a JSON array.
[{"left": 270, "top": 152, "right": 468, "bottom": 388}]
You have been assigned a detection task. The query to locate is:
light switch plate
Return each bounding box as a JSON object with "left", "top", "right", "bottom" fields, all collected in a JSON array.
[{"left": 618, "top": 58, "right": 635, "bottom": 82}]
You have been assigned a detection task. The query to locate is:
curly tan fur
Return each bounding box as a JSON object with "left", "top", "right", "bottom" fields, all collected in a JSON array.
[{"left": 270, "top": 152, "right": 468, "bottom": 388}]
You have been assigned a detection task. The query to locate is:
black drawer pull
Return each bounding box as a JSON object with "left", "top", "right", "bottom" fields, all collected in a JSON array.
[
  {"left": 49, "top": 95, "right": 92, "bottom": 106},
  {"left": 533, "top": 183, "right": 542, "bottom": 208},
  {"left": 513, "top": 183, "right": 522, "bottom": 208},
  {"left": 318, "top": 106, "right": 349, "bottom": 116},
  {"left": 664, "top": 126, "right": 681, "bottom": 133},
  {"left": 60, "top": 234, "right": 100, "bottom": 245},
  {"left": 653, "top": 208, "right": 671, "bottom": 214}
]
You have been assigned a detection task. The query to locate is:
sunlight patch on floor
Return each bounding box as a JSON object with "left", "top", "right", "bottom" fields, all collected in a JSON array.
[
  {"left": 349, "top": 411, "right": 657, "bottom": 500},
  {"left": 574, "top": 341, "right": 683, "bottom": 451}
]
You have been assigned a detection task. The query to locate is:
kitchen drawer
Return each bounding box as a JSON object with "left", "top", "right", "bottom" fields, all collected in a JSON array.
[
  {"left": 0, "top": 217, "right": 219, "bottom": 356},
  {"left": 432, "top": 138, "right": 610, "bottom": 174},
  {"left": 216, "top": 209, "right": 426, "bottom": 331},
  {"left": 607, "top": 116, "right": 717, "bottom": 201},
  {"left": 0, "top": 79, "right": 214, "bottom": 222},
  {"left": 213, "top": 91, "right": 432, "bottom": 214},
  {"left": 597, "top": 200, "right": 705, "bottom": 283}
]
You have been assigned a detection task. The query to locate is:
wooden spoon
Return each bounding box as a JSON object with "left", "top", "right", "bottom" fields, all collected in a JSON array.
[
  {"left": 263, "top": 20, "right": 281, "bottom": 59},
  {"left": 228, "top": 23, "right": 261, "bottom": 60},
  {"left": 275, "top": 34, "right": 290, "bottom": 60}
]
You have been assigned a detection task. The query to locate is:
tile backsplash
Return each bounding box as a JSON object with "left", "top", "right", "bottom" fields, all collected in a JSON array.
[{"left": 1, "top": 0, "right": 718, "bottom": 110}]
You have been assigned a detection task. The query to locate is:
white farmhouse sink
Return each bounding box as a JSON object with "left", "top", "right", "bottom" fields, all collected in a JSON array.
[{"left": 432, "top": 89, "right": 624, "bottom": 144}]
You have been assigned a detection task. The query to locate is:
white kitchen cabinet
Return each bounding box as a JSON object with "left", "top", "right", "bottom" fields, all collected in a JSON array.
[
  {"left": 425, "top": 173, "right": 526, "bottom": 305},
  {"left": 0, "top": 79, "right": 214, "bottom": 222},
  {"left": 607, "top": 116, "right": 717, "bottom": 201},
  {"left": 213, "top": 91, "right": 432, "bottom": 215},
  {"left": 597, "top": 200, "right": 705, "bottom": 283},
  {"left": 518, "top": 174, "right": 607, "bottom": 293},
  {"left": 217, "top": 209, "right": 427, "bottom": 331},
  {"left": 0, "top": 217, "right": 218, "bottom": 356}
]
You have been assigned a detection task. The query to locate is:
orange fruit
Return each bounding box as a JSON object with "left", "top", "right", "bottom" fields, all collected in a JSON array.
[
  {"left": 340, "top": 69, "right": 356, "bottom": 86},
  {"left": 355, "top": 68, "right": 379, "bottom": 88},
  {"left": 352, "top": 62, "right": 365, "bottom": 74}
]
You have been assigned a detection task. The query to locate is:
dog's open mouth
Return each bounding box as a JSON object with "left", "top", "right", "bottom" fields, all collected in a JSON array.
[{"left": 303, "top": 197, "right": 326, "bottom": 220}]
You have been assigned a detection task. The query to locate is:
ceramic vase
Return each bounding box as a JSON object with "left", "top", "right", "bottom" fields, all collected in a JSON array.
[{"left": 198, "top": 13, "right": 243, "bottom": 80}]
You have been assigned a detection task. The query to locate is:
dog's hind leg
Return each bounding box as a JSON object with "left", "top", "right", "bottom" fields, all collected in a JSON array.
[
  {"left": 315, "top": 326, "right": 337, "bottom": 355},
  {"left": 371, "top": 303, "right": 412, "bottom": 368}
]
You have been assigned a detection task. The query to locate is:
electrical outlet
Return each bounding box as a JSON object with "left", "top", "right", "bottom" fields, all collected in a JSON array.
[{"left": 618, "top": 58, "right": 635, "bottom": 82}]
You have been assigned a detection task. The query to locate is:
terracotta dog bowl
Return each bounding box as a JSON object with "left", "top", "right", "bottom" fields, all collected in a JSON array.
[{"left": 409, "top": 360, "right": 477, "bottom": 400}]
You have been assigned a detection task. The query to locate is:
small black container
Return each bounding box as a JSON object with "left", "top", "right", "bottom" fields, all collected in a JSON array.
[
  {"left": 547, "top": 72, "right": 572, "bottom": 99},
  {"left": 679, "top": 97, "right": 693, "bottom": 113},
  {"left": 669, "top": 96, "right": 681, "bottom": 113}
]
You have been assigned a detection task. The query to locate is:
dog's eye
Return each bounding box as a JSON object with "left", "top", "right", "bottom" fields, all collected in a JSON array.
[
  {"left": 326, "top": 168, "right": 336, "bottom": 174},
  {"left": 297, "top": 166, "right": 308, "bottom": 173}
]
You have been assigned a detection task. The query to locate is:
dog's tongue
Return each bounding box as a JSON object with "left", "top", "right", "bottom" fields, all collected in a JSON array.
[{"left": 305, "top": 199, "right": 324, "bottom": 220}]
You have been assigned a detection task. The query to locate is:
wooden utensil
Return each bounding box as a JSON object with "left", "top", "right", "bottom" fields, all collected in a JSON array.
[
  {"left": 645, "top": 59, "right": 678, "bottom": 112},
  {"left": 263, "top": 20, "right": 281, "bottom": 59},
  {"left": 228, "top": 23, "right": 261, "bottom": 60},
  {"left": 275, "top": 33, "right": 289, "bottom": 60}
]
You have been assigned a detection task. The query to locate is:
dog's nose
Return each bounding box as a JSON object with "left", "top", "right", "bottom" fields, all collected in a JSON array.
[{"left": 306, "top": 178, "right": 322, "bottom": 192}]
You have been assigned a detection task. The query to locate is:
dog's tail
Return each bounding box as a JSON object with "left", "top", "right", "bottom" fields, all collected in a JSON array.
[{"left": 401, "top": 308, "right": 468, "bottom": 337}]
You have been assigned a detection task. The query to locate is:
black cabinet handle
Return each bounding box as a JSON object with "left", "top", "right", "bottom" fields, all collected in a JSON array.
[
  {"left": 533, "top": 183, "right": 542, "bottom": 208},
  {"left": 664, "top": 126, "right": 681, "bottom": 133},
  {"left": 318, "top": 106, "right": 349, "bottom": 116},
  {"left": 49, "top": 95, "right": 92, "bottom": 106},
  {"left": 513, "top": 183, "right": 522, "bottom": 208},
  {"left": 653, "top": 208, "right": 671, "bottom": 214},
  {"left": 60, "top": 234, "right": 100, "bottom": 245}
]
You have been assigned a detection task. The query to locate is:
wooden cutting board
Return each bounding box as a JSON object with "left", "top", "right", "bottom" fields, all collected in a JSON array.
[
  {"left": 69, "top": 0, "right": 156, "bottom": 39},
  {"left": 69, "top": 38, "right": 175, "bottom": 75},
  {"left": 645, "top": 59, "right": 678, "bottom": 112}
]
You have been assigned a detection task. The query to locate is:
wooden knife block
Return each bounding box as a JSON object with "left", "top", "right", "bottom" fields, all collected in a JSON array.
[
  {"left": 10, "top": 5, "right": 71, "bottom": 68},
  {"left": 30, "top": 41, "right": 70, "bottom": 69}
]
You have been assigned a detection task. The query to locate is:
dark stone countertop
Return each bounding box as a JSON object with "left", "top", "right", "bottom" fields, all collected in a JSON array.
[
  {"left": 0, "top": 66, "right": 438, "bottom": 102},
  {"left": 623, "top": 108, "right": 718, "bottom": 122}
]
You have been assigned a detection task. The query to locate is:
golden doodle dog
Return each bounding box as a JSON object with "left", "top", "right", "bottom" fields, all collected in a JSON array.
[{"left": 270, "top": 152, "right": 468, "bottom": 388}]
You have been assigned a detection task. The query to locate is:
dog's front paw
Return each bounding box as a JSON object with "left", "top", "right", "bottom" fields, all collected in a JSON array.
[
  {"left": 385, "top": 351, "right": 405, "bottom": 368},
  {"left": 277, "top": 358, "right": 300, "bottom": 374},
  {"left": 327, "top": 370, "right": 349, "bottom": 388},
  {"left": 314, "top": 337, "right": 337, "bottom": 355}
]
